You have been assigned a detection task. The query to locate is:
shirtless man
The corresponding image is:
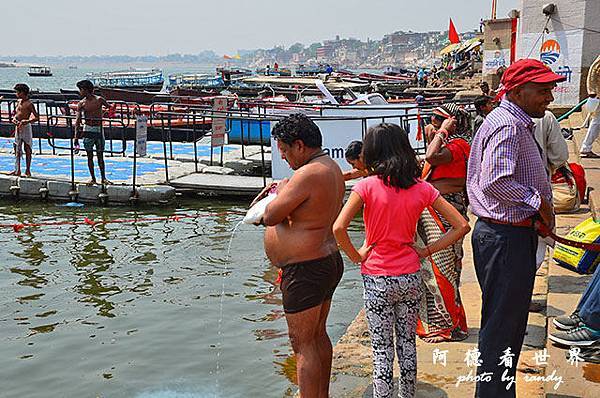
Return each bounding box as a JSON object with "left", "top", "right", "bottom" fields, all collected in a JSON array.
[
  {"left": 11, "top": 84, "right": 39, "bottom": 177},
  {"left": 74, "top": 80, "right": 111, "bottom": 185},
  {"left": 257, "top": 113, "right": 345, "bottom": 398}
]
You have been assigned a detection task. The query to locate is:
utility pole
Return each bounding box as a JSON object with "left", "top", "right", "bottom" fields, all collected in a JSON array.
[{"left": 491, "top": 0, "right": 498, "bottom": 19}]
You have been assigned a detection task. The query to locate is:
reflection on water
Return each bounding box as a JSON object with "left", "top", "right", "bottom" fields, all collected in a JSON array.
[{"left": 0, "top": 199, "right": 364, "bottom": 398}]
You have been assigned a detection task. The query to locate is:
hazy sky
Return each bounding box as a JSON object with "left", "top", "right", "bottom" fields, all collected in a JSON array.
[{"left": 7, "top": 0, "right": 519, "bottom": 56}]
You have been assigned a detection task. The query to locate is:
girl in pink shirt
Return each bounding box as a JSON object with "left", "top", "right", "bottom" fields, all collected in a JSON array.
[{"left": 334, "top": 123, "right": 469, "bottom": 398}]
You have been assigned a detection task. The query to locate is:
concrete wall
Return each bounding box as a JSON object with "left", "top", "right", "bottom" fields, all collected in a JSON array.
[
  {"left": 518, "top": 0, "right": 600, "bottom": 104},
  {"left": 483, "top": 18, "right": 515, "bottom": 89}
]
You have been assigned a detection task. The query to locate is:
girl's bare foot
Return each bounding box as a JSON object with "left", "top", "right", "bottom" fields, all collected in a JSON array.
[
  {"left": 8, "top": 170, "right": 21, "bottom": 177},
  {"left": 86, "top": 179, "right": 97, "bottom": 186},
  {"left": 24, "top": 171, "right": 32, "bottom": 178},
  {"left": 420, "top": 335, "right": 449, "bottom": 343},
  {"left": 101, "top": 179, "right": 112, "bottom": 185}
]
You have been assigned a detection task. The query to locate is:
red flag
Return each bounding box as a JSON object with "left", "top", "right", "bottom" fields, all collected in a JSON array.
[{"left": 449, "top": 18, "right": 460, "bottom": 44}]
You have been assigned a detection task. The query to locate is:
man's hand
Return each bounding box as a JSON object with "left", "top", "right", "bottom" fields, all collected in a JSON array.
[
  {"left": 250, "top": 182, "right": 278, "bottom": 207},
  {"left": 538, "top": 197, "right": 555, "bottom": 230}
]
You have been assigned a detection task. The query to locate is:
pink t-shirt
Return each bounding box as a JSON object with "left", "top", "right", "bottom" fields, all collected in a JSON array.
[{"left": 352, "top": 176, "right": 440, "bottom": 276}]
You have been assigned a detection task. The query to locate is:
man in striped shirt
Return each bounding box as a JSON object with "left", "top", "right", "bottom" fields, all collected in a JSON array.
[{"left": 467, "top": 59, "right": 565, "bottom": 398}]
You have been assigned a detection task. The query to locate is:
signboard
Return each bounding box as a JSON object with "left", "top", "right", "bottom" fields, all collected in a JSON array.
[
  {"left": 271, "top": 105, "right": 419, "bottom": 180},
  {"left": 518, "top": 30, "right": 584, "bottom": 106},
  {"left": 135, "top": 115, "right": 147, "bottom": 157},
  {"left": 483, "top": 49, "right": 511, "bottom": 74},
  {"left": 211, "top": 97, "right": 228, "bottom": 147}
]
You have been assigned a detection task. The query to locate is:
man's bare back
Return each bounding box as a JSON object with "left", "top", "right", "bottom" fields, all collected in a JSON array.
[{"left": 264, "top": 155, "right": 345, "bottom": 267}]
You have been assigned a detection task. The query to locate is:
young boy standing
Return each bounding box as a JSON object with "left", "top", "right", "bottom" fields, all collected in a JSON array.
[
  {"left": 74, "top": 80, "right": 111, "bottom": 185},
  {"left": 11, "top": 84, "right": 39, "bottom": 177}
]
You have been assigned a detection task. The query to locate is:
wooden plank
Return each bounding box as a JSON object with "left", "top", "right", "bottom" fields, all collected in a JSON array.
[{"left": 170, "top": 173, "right": 271, "bottom": 196}]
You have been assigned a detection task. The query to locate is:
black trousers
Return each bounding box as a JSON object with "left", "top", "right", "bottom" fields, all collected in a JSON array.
[{"left": 472, "top": 219, "right": 538, "bottom": 398}]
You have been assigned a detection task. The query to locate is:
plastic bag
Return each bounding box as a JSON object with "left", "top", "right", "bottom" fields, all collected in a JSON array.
[
  {"left": 243, "top": 194, "right": 277, "bottom": 225},
  {"left": 553, "top": 217, "right": 600, "bottom": 274}
]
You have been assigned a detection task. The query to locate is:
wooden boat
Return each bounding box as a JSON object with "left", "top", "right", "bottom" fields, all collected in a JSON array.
[
  {"left": 87, "top": 69, "right": 164, "bottom": 91},
  {"left": 28, "top": 66, "right": 53, "bottom": 77},
  {"left": 97, "top": 87, "right": 171, "bottom": 105},
  {"left": 169, "top": 87, "right": 221, "bottom": 98}
]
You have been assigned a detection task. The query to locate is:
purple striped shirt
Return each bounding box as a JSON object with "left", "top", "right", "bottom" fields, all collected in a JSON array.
[{"left": 467, "top": 99, "right": 552, "bottom": 223}]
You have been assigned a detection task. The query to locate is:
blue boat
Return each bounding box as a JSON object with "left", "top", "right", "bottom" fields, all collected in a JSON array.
[{"left": 87, "top": 69, "right": 164, "bottom": 91}]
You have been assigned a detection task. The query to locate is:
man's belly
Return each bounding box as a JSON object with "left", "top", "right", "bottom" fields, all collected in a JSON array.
[{"left": 264, "top": 225, "right": 337, "bottom": 267}]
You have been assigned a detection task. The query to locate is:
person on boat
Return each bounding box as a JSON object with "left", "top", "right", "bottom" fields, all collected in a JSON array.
[
  {"left": 417, "top": 68, "right": 426, "bottom": 87},
  {"left": 333, "top": 123, "right": 469, "bottom": 398},
  {"left": 74, "top": 80, "right": 112, "bottom": 185},
  {"left": 415, "top": 91, "right": 425, "bottom": 106},
  {"left": 473, "top": 95, "right": 494, "bottom": 134},
  {"left": 343, "top": 140, "right": 368, "bottom": 181},
  {"left": 417, "top": 103, "right": 472, "bottom": 343},
  {"left": 256, "top": 113, "right": 345, "bottom": 398},
  {"left": 11, "top": 83, "right": 38, "bottom": 177}
]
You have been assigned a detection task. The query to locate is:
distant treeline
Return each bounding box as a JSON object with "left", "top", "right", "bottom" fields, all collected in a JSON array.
[{"left": 0, "top": 51, "right": 221, "bottom": 65}]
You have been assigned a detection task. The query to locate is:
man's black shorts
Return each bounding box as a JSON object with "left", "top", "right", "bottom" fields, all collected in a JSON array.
[{"left": 280, "top": 251, "right": 344, "bottom": 314}]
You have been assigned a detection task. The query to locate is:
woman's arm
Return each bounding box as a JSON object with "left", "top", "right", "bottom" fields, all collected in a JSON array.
[
  {"left": 425, "top": 132, "right": 453, "bottom": 165},
  {"left": 414, "top": 196, "right": 470, "bottom": 258},
  {"left": 343, "top": 168, "right": 368, "bottom": 181},
  {"left": 425, "top": 117, "right": 457, "bottom": 166},
  {"left": 333, "top": 192, "right": 373, "bottom": 263}
]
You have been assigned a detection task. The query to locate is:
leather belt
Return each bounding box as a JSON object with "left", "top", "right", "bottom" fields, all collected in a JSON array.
[
  {"left": 480, "top": 216, "right": 600, "bottom": 252},
  {"left": 479, "top": 217, "right": 534, "bottom": 228}
]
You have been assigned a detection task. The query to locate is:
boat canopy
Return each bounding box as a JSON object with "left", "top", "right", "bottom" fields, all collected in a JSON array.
[{"left": 439, "top": 43, "right": 461, "bottom": 55}]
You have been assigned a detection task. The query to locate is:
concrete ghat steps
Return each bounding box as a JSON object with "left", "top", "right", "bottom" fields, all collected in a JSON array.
[{"left": 0, "top": 175, "right": 175, "bottom": 205}]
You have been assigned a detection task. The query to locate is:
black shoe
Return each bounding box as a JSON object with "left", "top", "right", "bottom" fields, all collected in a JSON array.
[
  {"left": 553, "top": 313, "right": 582, "bottom": 331},
  {"left": 579, "top": 343, "right": 600, "bottom": 364},
  {"left": 549, "top": 325, "right": 600, "bottom": 346}
]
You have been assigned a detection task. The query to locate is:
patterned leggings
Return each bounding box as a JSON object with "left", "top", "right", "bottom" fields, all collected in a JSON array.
[{"left": 363, "top": 273, "right": 422, "bottom": 398}]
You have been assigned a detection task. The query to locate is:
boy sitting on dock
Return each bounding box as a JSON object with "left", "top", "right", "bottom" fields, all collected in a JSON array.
[
  {"left": 11, "top": 84, "right": 39, "bottom": 177},
  {"left": 74, "top": 80, "right": 111, "bottom": 185}
]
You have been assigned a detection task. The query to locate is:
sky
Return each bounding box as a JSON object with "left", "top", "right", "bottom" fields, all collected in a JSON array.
[{"left": 6, "top": 0, "right": 520, "bottom": 56}]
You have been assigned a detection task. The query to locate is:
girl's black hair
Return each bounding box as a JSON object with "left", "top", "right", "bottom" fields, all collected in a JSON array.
[
  {"left": 362, "top": 123, "right": 421, "bottom": 189},
  {"left": 345, "top": 140, "right": 363, "bottom": 161}
]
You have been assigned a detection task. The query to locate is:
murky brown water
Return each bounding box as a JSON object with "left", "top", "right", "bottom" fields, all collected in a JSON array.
[{"left": 0, "top": 198, "right": 364, "bottom": 398}]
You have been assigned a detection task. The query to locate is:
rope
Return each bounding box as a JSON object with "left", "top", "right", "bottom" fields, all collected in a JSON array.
[
  {"left": 0, "top": 210, "right": 246, "bottom": 233},
  {"left": 557, "top": 98, "right": 589, "bottom": 122}
]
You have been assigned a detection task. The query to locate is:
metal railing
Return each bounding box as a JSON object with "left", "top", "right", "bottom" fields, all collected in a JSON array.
[{"left": 1, "top": 97, "right": 442, "bottom": 192}]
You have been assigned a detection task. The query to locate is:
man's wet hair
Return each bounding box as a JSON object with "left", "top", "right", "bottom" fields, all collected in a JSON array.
[
  {"left": 14, "top": 83, "right": 30, "bottom": 96},
  {"left": 345, "top": 140, "right": 363, "bottom": 161},
  {"left": 271, "top": 113, "right": 322, "bottom": 148},
  {"left": 363, "top": 123, "right": 421, "bottom": 189},
  {"left": 474, "top": 95, "right": 493, "bottom": 114},
  {"left": 76, "top": 80, "right": 95, "bottom": 92}
]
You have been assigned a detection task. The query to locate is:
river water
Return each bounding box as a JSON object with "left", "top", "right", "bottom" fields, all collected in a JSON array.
[
  {"left": 0, "top": 64, "right": 217, "bottom": 93},
  {"left": 0, "top": 198, "right": 364, "bottom": 398}
]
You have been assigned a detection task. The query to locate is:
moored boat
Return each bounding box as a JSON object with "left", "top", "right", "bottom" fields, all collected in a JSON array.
[
  {"left": 87, "top": 69, "right": 164, "bottom": 91},
  {"left": 28, "top": 65, "right": 53, "bottom": 77}
]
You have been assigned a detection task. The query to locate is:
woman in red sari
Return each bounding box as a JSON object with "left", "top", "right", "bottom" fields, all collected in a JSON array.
[{"left": 417, "top": 103, "right": 471, "bottom": 343}]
